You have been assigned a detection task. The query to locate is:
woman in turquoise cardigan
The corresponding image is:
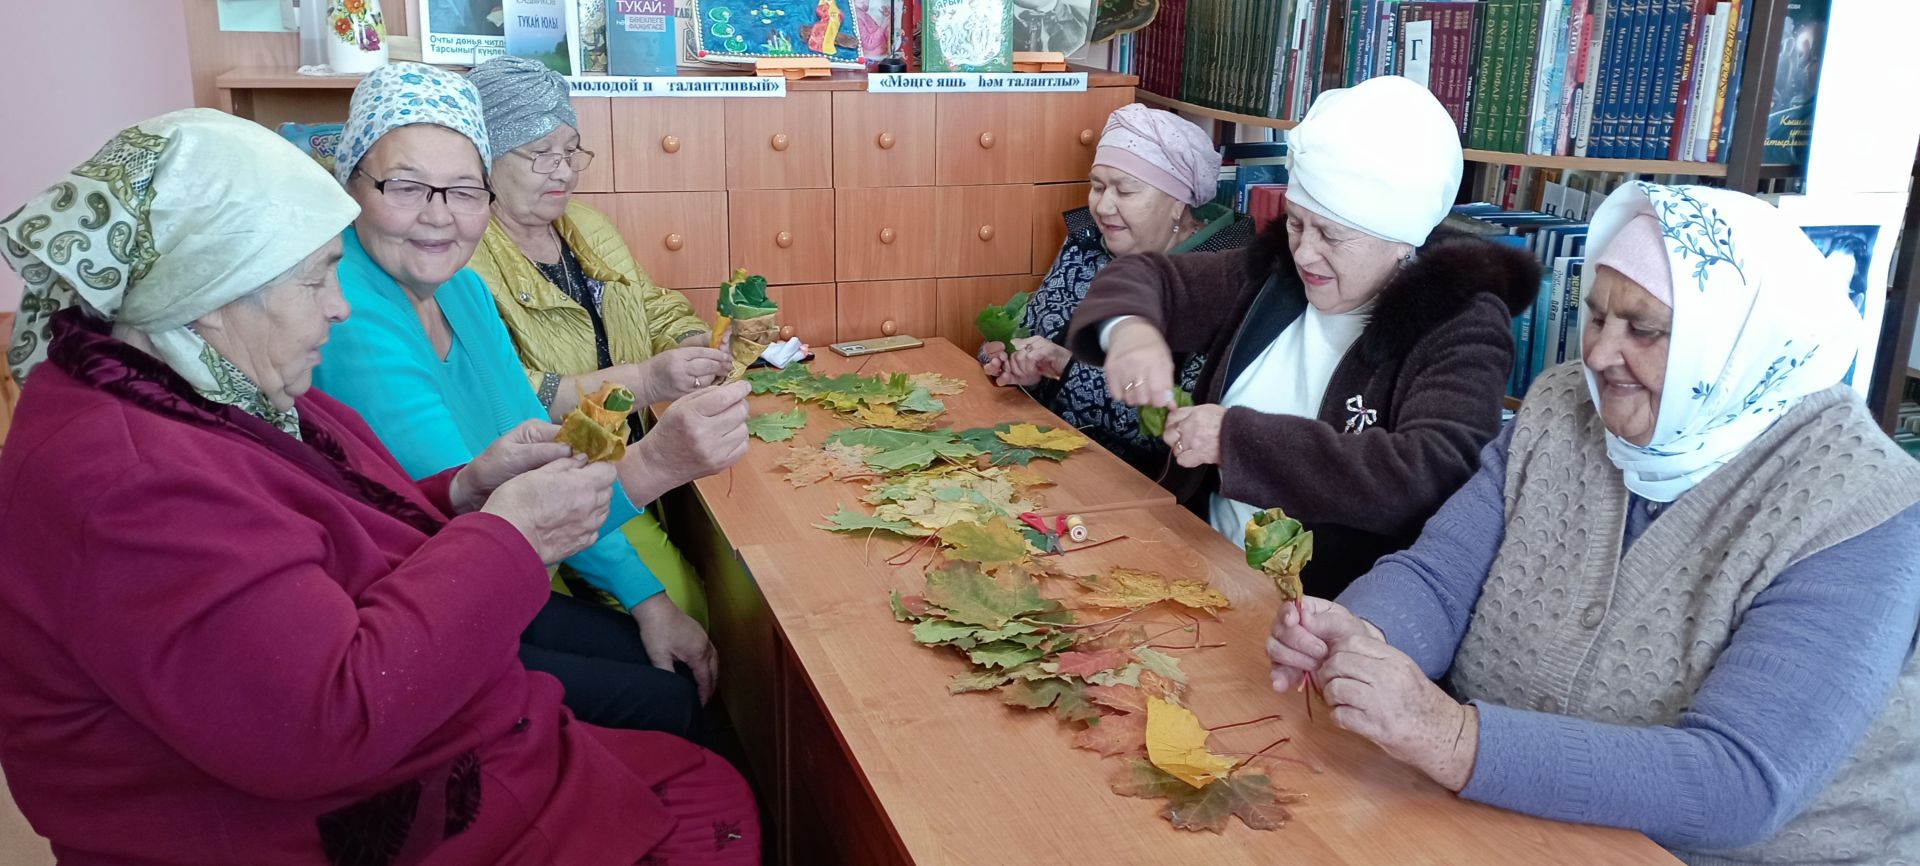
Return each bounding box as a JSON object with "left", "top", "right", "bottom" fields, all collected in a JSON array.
[{"left": 314, "top": 64, "right": 751, "bottom": 735}]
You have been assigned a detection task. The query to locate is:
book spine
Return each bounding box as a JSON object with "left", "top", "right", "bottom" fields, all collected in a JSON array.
[
  {"left": 1466, "top": 0, "right": 1495, "bottom": 147},
  {"left": 1599, "top": 0, "right": 1641, "bottom": 157},
  {"left": 1530, "top": 264, "right": 1558, "bottom": 384},
  {"left": 1648, "top": 0, "right": 1690, "bottom": 159},
  {"left": 1524, "top": 0, "right": 1557, "bottom": 154},
  {"left": 1709, "top": 0, "right": 1750, "bottom": 162},
  {"left": 1667, "top": 2, "right": 1705, "bottom": 160},
  {"left": 1555, "top": 0, "right": 1588, "bottom": 155},
  {"left": 1624, "top": 0, "right": 1660, "bottom": 158},
  {"left": 1543, "top": 257, "right": 1568, "bottom": 365},
  {"left": 1557, "top": 258, "right": 1585, "bottom": 364},
  {"left": 1455, "top": 4, "right": 1483, "bottom": 138},
  {"left": 1572, "top": 0, "right": 1607, "bottom": 155},
  {"left": 1638, "top": 0, "right": 1677, "bottom": 159},
  {"left": 1687, "top": 3, "right": 1727, "bottom": 160},
  {"left": 1509, "top": 0, "right": 1544, "bottom": 153}
]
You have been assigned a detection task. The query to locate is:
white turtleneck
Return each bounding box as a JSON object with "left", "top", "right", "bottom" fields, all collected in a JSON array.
[{"left": 1209, "top": 302, "right": 1372, "bottom": 547}]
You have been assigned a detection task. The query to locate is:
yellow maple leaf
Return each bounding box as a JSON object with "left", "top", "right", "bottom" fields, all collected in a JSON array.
[
  {"left": 1145, "top": 697, "right": 1239, "bottom": 789},
  {"left": 908, "top": 373, "right": 968, "bottom": 396},
  {"left": 940, "top": 519, "right": 1034, "bottom": 564},
  {"left": 850, "top": 404, "right": 938, "bottom": 430},
  {"left": 996, "top": 423, "right": 1091, "bottom": 453},
  {"left": 999, "top": 466, "right": 1055, "bottom": 493},
  {"left": 1077, "top": 568, "right": 1231, "bottom": 612}
]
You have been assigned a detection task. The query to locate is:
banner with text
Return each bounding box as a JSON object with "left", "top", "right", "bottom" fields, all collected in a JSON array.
[
  {"left": 866, "top": 73, "right": 1090, "bottom": 93},
  {"left": 564, "top": 76, "right": 789, "bottom": 97}
]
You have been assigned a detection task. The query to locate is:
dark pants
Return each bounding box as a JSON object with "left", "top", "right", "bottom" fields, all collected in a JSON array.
[{"left": 519, "top": 592, "right": 703, "bottom": 741}]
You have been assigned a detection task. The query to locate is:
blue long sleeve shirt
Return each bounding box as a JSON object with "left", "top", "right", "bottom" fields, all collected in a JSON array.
[
  {"left": 1338, "top": 423, "right": 1920, "bottom": 852},
  {"left": 314, "top": 229, "right": 663, "bottom": 609}
]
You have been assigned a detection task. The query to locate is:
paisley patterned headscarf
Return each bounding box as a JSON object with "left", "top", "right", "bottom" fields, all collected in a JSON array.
[
  {"left": 1, "top": 108, "right": 360, "bottom": 436},
  {"left": 1582, "top": 182, "right": 1864, "bottom": 501},
  {"left": 336, "top": 62, "right": 492, "bottom": 186}
]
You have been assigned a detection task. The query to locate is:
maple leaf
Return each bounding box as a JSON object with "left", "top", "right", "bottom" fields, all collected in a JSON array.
[
  {"left": 746, "top": 408, "right": 808, "bottom": 442},
  {"left": 996, "top": 423, "right": 1091, "bottom": 453},
  {"left": 968, "top": 641, "right": 1049, "bottom": 670},
  {"left": 1000, "top": 466, "right": 1056, "bottom": 492},
  {"left": 1002, "top": 678, "right": 1101, "bottom": 723},
  {"left": 897, "top": 387, "right": 946, "bottom": 414},
  {"left": 814, "top": 507, "right": 927, "bottom": 536},
  {"left": 1133, "top": 647, "right": 1189, "bottom": 686},
  {"left": 745, "top": 363, "right": 813, "bottom": 395},
  {"left": 1085, "top": 683, "right": 1150, "bottom": 714},
  {"left": 957, "top": 425, "right": 1070, "bottom": 466},
  {"left": 1048, "top": 648, "right": 1134, "bottom": 678},
  {"left": 1137, "top": 387, "right": 1194, "bottom": 438},
  {"left": 922, "top": 563, "right": 1058, "bottom": 629},
  {"left": 1244, "top": 507, "right": 1315, "bottom": 602},
  {"left": 827, "top": 429, "right": 984, "bottom": 472},
  {"left": 939, "top": 519, "right": 1034, "bottom": 564},
  {"left": 1138, "top": 670, "right": 1186, "bottom": 701},
  {"left": 949, "top": 668, "right": 1015, "bottom": 693},
  {"left": 864, "top": 472, "right": 1037, "bottom": 532},
  {"left": 777, "top": 443, "right": 878, "bottom": 487},
  {"left": 1111, "top": 761, "right": 1300, "bottom": 833},
  {"left": 910, "top": 618, "right": 986, "bottom": 647},
  {"left": 850, "top": 403, "right": 940, "bottom": 430},
  {"left": 1085, "top": 663, "right": 1144, "bottom": 688},
  {"left": 908, "top": 373, "right": 967, "bottom": 396},
  {"left": 1144, "top": 697, "right": 1239, "bottom": 788},
  {"left": 889, "top": 591, "right": 929, "bottom": 622},
  {"left": 1072, "top": 711, "right": 1149, "bottom": 757},
  {"left": 976, "top": 291, "right": 1032, "bottom": 354},
  {"left": 1075, "top": 568, "right": 1231, "bottom": 612}
]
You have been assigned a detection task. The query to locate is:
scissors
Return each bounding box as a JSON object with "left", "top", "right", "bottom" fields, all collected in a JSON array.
[{"left": 1018, "top": 512, "right": 1068, "bottom": 554}]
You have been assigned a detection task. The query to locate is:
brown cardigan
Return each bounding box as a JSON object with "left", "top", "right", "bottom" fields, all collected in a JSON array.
[{"left": 1065, "top": 223, "right": 1539, "bottom": 595}]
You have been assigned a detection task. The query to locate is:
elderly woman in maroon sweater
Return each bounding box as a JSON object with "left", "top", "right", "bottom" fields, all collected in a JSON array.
[
  {"left": 0, "top": 110, "right": 758, "bottom": 865},
  {"left": 1067, "top": 77, "right": 1537, "bottom": 596}
]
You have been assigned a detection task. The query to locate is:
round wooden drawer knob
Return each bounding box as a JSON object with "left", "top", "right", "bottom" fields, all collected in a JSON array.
[
  {"left": 977, "top": 225, "right": 995, "bottom": 242},
  {"left": 879, "top": 227, "right": 896, "bottom": 244},
  {"left": 775, "top": 231, "right": 793, "bottom": 249},
  {"left": 978, "top": 131, "right": 996, "bottom": 149},
  {"left": 780, "top": 324, "right": 796, "bottom": 340},
  {"left": 877, "top": 132, "right": 896, "bottom": 150},
  {"left": 1079, "top": 129, "right": 1095, "bottom": 145},
  {"left": 660, "top": 135, "right": 681, "bottom": 154},
  {"left": 664, "top": 233, "right": 684, "bottom": 252},
  {"left": 881, "top": 320, "right": 898, "bottom": 336},
  {"left": 770, "top": 133, "right": 791, "bottom": 152}
]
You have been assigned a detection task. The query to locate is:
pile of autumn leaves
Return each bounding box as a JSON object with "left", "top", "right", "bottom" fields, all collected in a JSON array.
[{"left": 749, "top": 364, "right": 1303, "bottom": 833}]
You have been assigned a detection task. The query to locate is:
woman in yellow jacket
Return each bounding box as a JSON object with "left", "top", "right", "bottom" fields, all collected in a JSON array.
[{"left": 467, "top": 57, "right": 725, "bottom": 624}]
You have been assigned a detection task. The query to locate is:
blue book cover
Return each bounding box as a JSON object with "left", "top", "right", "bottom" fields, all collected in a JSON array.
[
  {"left": 1594, "top": 0, "right": 1633, "bottom": 158},
  {"left": 1715, "top": 0, "right": 1756, "bottom": 161},
  {"left": 1616, "top": 0, "right": 1656, "bottom": 158},
  {"left": 1641, "top": 0, "right": 1687, "bottom": 158},
  {"left": 1762, "top": 0, "right": 1830, "bottom": 165},
  {"left": 1557, "top": 256, "right": 1588, "bottom": 364},
  {"left": 1511, "top": 303, "right": 1535, "bottom": 397},
  {"left": 505, "top": 0, "right": 575, "bottom": 73},
  {"left": 607, "top": 0, "right": 676, "bottom": 75},
  {"left": 1529, "top": 268, "right": 1559, "bottom": 386}
]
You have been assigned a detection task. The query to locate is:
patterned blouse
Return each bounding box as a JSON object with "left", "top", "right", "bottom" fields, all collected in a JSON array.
[{"left": 1011, "top": 204, "right": 1255, "bottom": 474}]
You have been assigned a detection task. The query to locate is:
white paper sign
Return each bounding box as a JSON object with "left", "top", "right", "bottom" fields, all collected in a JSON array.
[
  {"left": 1402, "top": 20, "right": 1434, "bottom": 89},
  {"left": 564, "top": 76, "right": 788, "bottom": 97},
  {"left": 866, "top": 73, "right": 1090, "bottom": 93}
]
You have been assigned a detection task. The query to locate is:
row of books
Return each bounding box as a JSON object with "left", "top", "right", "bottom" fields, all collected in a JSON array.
[
  {"left": 1449, "top": 203, "right": 1594, "bottom": 397},
  {"left": 1133, "top": 0, "right": 1828, "bottom": 166}
]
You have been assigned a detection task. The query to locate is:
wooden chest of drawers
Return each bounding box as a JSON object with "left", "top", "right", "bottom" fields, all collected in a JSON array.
[{"left": 574, "top": 75, "right": 1135, "bottom": 355}]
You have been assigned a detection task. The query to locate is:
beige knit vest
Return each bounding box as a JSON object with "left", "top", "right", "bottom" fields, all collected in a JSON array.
[{"left": 1452, "top": 363, "right": 1920, "bottom": 866}]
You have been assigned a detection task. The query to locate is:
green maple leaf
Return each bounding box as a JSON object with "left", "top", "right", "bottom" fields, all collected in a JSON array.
[
  {"left": 1133, "top": 647, "right": 1189, "bottom": 685},
  {"left": 1085, "top": 662, "right": 1145, "bottom": 688},
  {"left": 1001, "top": 677, "right": 1101, "bottom": 722},
  {"left": 814, "top": 507, "right": 924, "bottom": 536},
  {"left": 1138, "top": 387, "right": 1195, "bottom": 438},
  {"left": 718, "top": 269, "right": 777, "bottom": 319},
  {"left": 827, "top": 428, "right": 983, "bottom": 472},
  {"left": 1244, "top": 507, "right": 1315, "bottom": 601},
  {"left": 956, "top": 424, "right": 1070, "bottom": 466},
  {"left": 1110, "top": 762, "right": 1299, "bottom": 833},
  {"left": 976, "top": 291, "right": 1033, "bottom": 355},
  {"left": 939, "top": 519, "right": 1034, "bottom": 564},
  {"left": 745, "top": 408, "right": 808, "bottom": 442},
  {"left": 746, "top": 363, "right": 812, "bottom": 395},
  {"left": 968, "top": 640, "right": 1049, "bottom": 670},
  {"left": 897, "top": 387, "right": 946, "bottom": 415},
  {"left": 910, "top": 618, "right": 986, "bottom": 647},
  {"left": 922, "top": 563, "right": 1057, "bottom": 628},
  {"left": 949, "top": 668, "right": 1016, "bottom": 693}
]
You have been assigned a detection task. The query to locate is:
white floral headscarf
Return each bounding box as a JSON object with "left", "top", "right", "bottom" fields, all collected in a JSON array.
[
  {"left": 2, "top": 108, "right": 360, "bottom": 435},
  {"left": 1582, "top": 182, "right": 1865, "bottom": 502}
]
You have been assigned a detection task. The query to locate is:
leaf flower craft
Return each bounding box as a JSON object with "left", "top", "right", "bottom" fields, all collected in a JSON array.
[
  {"left": 975, "top": 291, "right": 1032, "bottom": 356},
  {"left": 556, "top": 382, "right": 636, "bottom": 463},
  {"left": 712, "top": 268, "right": 781, "bottom": 382}
]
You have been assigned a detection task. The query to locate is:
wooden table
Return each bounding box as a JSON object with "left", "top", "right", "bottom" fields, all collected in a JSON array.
[{"left": 667, "top": 339, "right": 1679, "bottom": 865}]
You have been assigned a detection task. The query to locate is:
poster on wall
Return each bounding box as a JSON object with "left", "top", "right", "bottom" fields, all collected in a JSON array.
[
  {"left": 1772, "top": 192, "right": 1907, "bottom": 395},
  {"left": 419, "top": 0, "right": 509, "bottom": 65},
  {"left": 1011, "top": 0, "right": 1093, "bottom": 55}
]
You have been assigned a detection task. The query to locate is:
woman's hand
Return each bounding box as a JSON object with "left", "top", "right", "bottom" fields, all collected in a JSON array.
[
  {"left": 632, "top": 593, "right": 719, "bottom": 704},
  {"left": 618, "top": 381, "right": 752, "bottom": 503},
  {"left": 980, "top": 341, "right": 1009, "bottom": 380},
  {"left": 1317, "top": 633, "right": 1480, "bottom": 792},
  {"left": 480, "top": 455, "right": 618, "bottom": 565},
  {"left": 1266, "top": 596, "right": 1384, "bottom": 692},
  {"left": 1104, "top": 319, "right": 1177, "bottom": 408},
  {"left": 634, "top": 347, "right": 734, "bottom": 404},
  {"left": 450, "top": 420, "right": 573, "bottom": 514},
  {"left": 1163, "top": 404, "right": 1226, "bottom": 467},
  {"left": 994, "top": 337, "right": 1071, "bottom": 387}
]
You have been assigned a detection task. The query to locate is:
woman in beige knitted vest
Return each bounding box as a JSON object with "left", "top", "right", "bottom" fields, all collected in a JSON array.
[{"left": 1267, "top": 182, "right": 1920, "bottom": 865}]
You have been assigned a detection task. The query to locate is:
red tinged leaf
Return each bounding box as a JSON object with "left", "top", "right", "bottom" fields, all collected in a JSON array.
[
  {"left": 898, "top": 595, "right": 931, "bottom": 617},
  {"left": 1051, "top": 648, "right": 1132, "bottom": 678},
  {"left": 1072, "top": 711, "right": 1148, "bottom": 757},
  {"left": 1002, "top": 678, "right": 1102, "bottom": 723},
  {"left": 1138, "top": 670, "right": 1184, "bottom": 701},
  {"left": 1084, "top": 684, "right": 1149, "bottom": 714},
  {"left": 1110, "top": 761, "right": 1304, "bottom": 833}
]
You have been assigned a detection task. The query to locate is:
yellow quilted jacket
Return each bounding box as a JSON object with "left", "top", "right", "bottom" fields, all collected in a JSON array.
[{"left": 468, "top": 199, "right": 709, "bottom": 396}]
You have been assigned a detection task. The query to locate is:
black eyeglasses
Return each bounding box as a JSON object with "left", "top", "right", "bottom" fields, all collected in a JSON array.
[
  {"left": 353, "top": 170, "right": 495, "bottom": 215},
  {"left": 511, "top": 147, "right": 596, "bottom": 175}
]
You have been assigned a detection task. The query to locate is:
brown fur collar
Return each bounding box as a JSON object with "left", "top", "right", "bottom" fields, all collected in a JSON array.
[{"left": 1242, "top": 221, "right": 1541, "bottom": 366}]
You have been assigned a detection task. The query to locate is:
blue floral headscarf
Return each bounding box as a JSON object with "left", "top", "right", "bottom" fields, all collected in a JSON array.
[
  {"left": 1582, "top": 182, "right": 1865, "bottom": 502},
  {"left": 335, "top": 62, "right": 491, "bottom": 186}
]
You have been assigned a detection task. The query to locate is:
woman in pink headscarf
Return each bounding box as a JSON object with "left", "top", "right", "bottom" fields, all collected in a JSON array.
[{"left": 979, "top": 104, "right": 1254, "bottom": 473}]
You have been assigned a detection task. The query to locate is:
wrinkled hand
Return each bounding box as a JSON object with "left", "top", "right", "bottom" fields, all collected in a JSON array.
[
  {"left": 1266, "top": 596, "right": 1383, "bottom": 693},
  {"left": 480, "top": 456, "right": 617, "bottom": 566},
  {"left": 636, "top": 347, "right": 734, "bottom": 403},
  {"left": 633, "top": 593, "right": 719, "bottom": 704},
  {"left": 980, "top": 341, "right": 1009, "bottom": 380},
  {"left": 1318, "top": 633, "right": 1479, "bottom": 792},
  {"left": 1104, "top": 319, "right": 1177, "bottom": 408},
  {"left": 621, "top": 381, "right": 751, "bottom": 502},
  {"left": 450, "top": 420, "right": 572, "bottom": 514},
  {"left": 994, "top": 336, "right": 1070, "bottom": 387},
  {"left": 1163, "top": 404, "right": 1226, "bottom": 467}
]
